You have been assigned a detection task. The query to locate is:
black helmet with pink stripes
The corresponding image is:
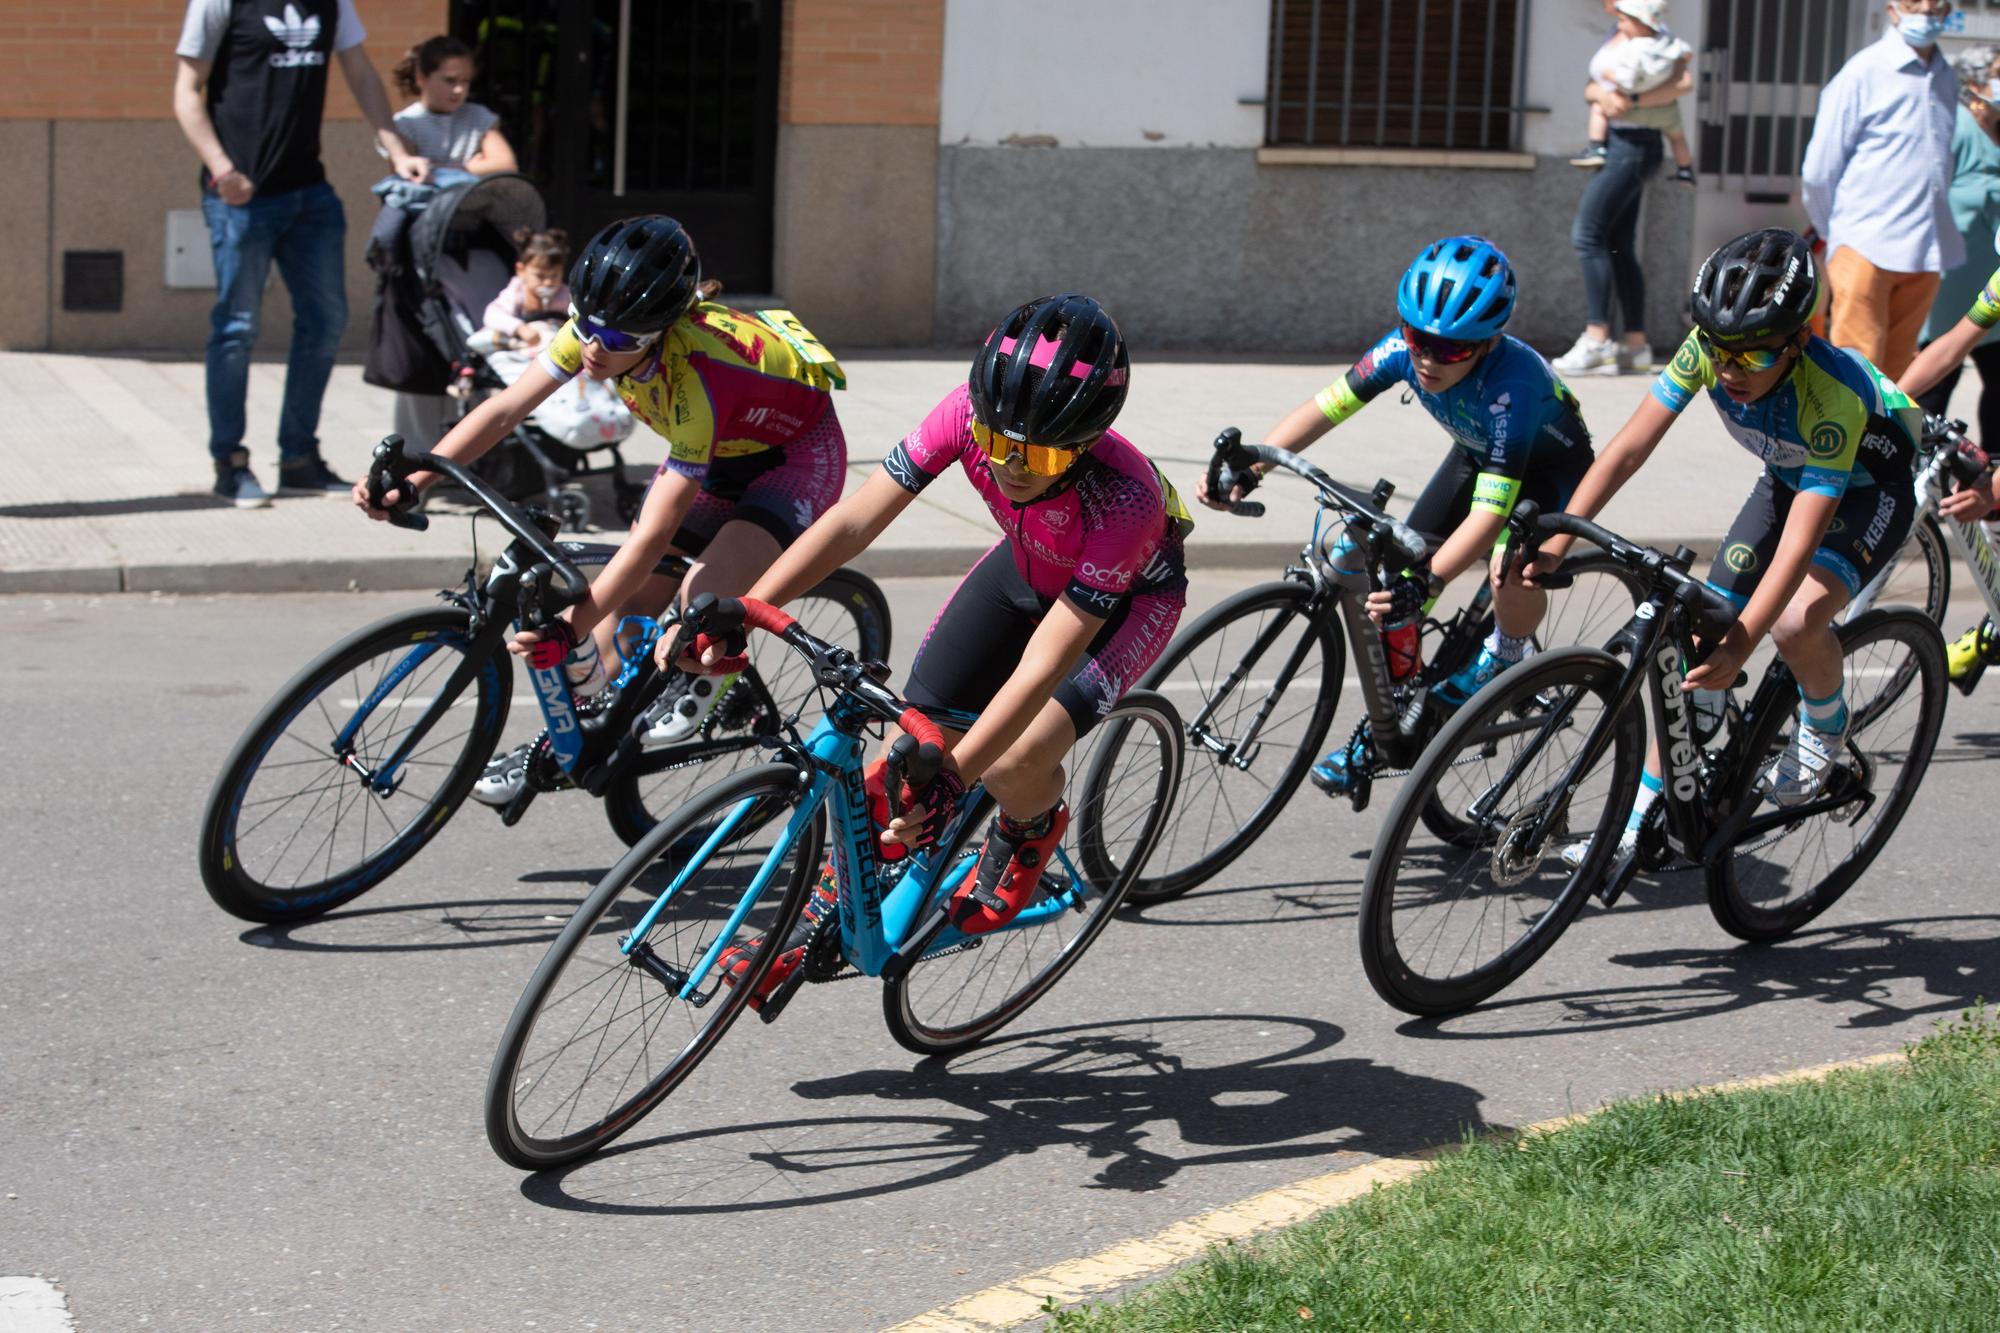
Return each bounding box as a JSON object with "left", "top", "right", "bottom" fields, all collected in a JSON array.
[{"left": 968, "top": 294, "right": 1129, "bottom": 451}]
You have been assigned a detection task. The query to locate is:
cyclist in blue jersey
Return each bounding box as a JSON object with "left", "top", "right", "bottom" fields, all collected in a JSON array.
[
  {"left": 1525, "top": 229, "right": 1920, "bottom": 858},
  {"left": 1199, "top": 235, "right": 1596, "bottom": 794}
]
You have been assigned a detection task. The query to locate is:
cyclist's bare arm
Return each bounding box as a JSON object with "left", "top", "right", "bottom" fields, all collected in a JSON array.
[
  {"left": 1899, "top": 315, "right": 1986, "bottom": 401},
  {"left": 744, "top": 469, "right": 915, "bottom": 609},
  {"left": 351, "top": 368, "right": 563, "bottom": 517},
  {"left": 1530, "top": 395, "right": 1676, "bottom": 571},
  {"left": 518, "top": 468, "right": 699, "bottom": 653}
]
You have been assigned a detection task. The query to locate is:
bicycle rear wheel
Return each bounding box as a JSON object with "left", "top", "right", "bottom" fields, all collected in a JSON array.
[
  {"left": 197, "top": 606, "right": 510, "bottom": 923},
  {"left": 603, "top": 569, "right": 891, "bottom": 846},
  {"left": 1359, "top": 649, "right": 1644, "bottom": 1016},
  {"left": 1706, "top": 608, "right": 1947, "bottom": 942},
  {"left": 487, "top": 765, "right": 821, "bottom": 1169},
  {"left": 1097, "top": 581, "right": 1341, "bottom": 904},
  {"left": 882, "top": 691, "right": 1183, "bottom": 1055}
]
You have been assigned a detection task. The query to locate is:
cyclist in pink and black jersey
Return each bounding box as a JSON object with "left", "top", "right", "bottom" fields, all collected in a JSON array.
[{"left": 680, "top": 294, "right": 1189, "bottom": 1007}]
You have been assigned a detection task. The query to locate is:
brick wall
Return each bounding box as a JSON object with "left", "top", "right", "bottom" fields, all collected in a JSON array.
[
  {"left": 781, "top": 0, "right": 944, "bottom": 126},
  {"left": 0, "top": 1, "right": 445, "bottom": 122}
]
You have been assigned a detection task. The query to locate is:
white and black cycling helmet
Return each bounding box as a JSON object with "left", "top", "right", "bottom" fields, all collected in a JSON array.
[
  {"left": 568, "top": 215, "right": 702, "bottom": 336},
  {"left": 968, "top": 294, "right": 1129, "bottom": 450},
  {"left": 1690, "top": 228, "right": 1818, "bottom": 346}
]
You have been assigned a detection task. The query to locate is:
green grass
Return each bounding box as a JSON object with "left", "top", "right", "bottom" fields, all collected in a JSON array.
[{"left": 1051, "top": 1006, "right": 2000, "bottom": 1332}]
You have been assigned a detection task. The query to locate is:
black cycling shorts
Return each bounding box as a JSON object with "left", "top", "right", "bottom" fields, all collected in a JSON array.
[
  {"left": 903, "top": 542, "right": 1185, "bottom": 737},
  {"left": 1708, "top": 471, "right": 1914, "bottom": 606},
  {"left": 1404, "top": 443, "right": 1595, "bottom": 551}
]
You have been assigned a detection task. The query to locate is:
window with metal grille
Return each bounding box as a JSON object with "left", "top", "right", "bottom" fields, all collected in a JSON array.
[{"left": 1265, "top": 0, "right": 1526, "bottom": 151}]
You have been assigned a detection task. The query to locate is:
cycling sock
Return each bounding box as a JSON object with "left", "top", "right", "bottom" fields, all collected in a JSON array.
[
  {"left": 1485, "top": 627, "right": 1534, "bottom": 664},
  {"left": 997, "top": 806, "right": 1055, "bottom": 841},
  {"left": 1798, "top": 684, "right": 1848, "bottom": 734},
  {"left": 1627, "top": 770, "right": 1664, "bottom": 833}
]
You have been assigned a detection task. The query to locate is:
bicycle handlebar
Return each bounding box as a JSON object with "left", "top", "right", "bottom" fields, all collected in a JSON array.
[
  {"left": 366, "top": 436, "right": 590, "bottom": 613},
  {"left": 1509, "top": 500, "right": 1739, "bottom": 641},
  {"left": 1204, "top": 429, "right": 1429, "bottom": 570}
]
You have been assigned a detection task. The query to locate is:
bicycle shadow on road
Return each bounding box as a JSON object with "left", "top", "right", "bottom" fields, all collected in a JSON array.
[
  {"left": 1391, "top": 913, "right": 2000, "bottom": 1041},
  {"left": 515, "top": 1013, "right": 1489, "bottom": 1215},
  {"left": 237, "top": 891, "right": 590, "bottom": 954},
  {"left": 1120, "top": 877, "right": 1364, "bottom": 927}
]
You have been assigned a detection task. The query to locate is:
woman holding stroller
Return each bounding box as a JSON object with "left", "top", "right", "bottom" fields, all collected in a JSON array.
[{"left": 354, "top": 214, "right": 849, "bottom": 805}]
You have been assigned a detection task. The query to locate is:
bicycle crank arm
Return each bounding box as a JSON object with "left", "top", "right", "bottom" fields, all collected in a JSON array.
[
  {"left": 500, "top": 776, "right": 540, "bottom": 828},
  {"left": 1593, "top": 848, "right": 1642, "bottom": 909},
  {"left": 756, "top": 966, "right": 810, "bottom": 1024},
  {"left": 880, "top": 897, "right": 964, "bottom": 983}
]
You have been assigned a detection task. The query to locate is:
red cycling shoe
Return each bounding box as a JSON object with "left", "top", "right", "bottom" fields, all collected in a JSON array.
[
  {"left": 716, "top": 868, "right": 837, "bottom": 1011},
  {"left": 948, "top": 804, "right": 1069, "bottom": 935}
]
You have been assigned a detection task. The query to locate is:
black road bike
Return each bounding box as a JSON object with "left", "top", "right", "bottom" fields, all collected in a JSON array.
[
  {"left": 197, "top": 439, "right": 889, "bottom": 924},
  {"left": 1090, "top": 431, "right": 1644, "bottom": 904},
  {"left": 1358, "top": 503, "right": 1948, "bottom": 1016}
]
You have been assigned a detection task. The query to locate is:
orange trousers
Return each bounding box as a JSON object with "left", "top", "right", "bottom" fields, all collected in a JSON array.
[{"left": 1824, "top": 245, "right": 1940, "bottom": 380}]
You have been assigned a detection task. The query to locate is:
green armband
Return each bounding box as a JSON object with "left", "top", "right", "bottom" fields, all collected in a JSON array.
[
  {"left": 1314, "top": 377, "right": 1366, "bottom": 427},
  {"left": 1971, "top": 274, "right": 2000, "bottom": 331},
  {"left": 1470, "top": 471, "right": 1522, "bottom": 516}
]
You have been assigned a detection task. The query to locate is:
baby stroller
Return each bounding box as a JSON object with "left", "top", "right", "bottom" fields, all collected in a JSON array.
[{"left": 402, "top": 173, "right": 645, "bottom": 530}]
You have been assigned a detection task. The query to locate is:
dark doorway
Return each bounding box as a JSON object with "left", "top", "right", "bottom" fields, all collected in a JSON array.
[{"left": 452, "top": 0, "right": 782, "bottom": 291}]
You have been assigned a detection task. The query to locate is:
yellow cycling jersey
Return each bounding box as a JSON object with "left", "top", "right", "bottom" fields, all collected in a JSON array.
[{"left": 539, "top": 304, "right": 843, "bottom": 478}]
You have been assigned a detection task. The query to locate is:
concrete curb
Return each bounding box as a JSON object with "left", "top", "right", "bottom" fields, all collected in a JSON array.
[
  {"left": 0, "top": 537, "right": 1735, "bottom": 596},
  {"left": 887, "top": 1048, "right": 1910, "bottom": 1332}
]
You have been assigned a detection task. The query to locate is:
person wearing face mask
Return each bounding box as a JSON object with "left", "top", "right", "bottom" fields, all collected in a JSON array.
[
  {"left": 1801, "top": 0, "right": 2000, "bottom": 380},
  {"left": 1906, "top": 47, "right": 2000, "bottom": 443}
]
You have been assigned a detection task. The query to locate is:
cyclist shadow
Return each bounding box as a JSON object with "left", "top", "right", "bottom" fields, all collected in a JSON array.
[
  {"left": 1122, "top": 877, "right": 1364, "bottom": 926},
  {"left": 1931, "top": 729, "right": 2000, "bottom": 761},
  {"left": 237, "top": 891, "right": 588, "bottom": 953},
  {"left": 1396, "top": 913, "right": 2000, "bottom": 1041},
  {"left": 518, "top": 1013, "right": 1489, "bottom": 1214}
]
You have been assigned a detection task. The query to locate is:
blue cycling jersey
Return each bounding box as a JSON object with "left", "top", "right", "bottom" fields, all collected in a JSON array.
[{"left": 1318, "top": 330, "right": 1592, "bottom": 482}]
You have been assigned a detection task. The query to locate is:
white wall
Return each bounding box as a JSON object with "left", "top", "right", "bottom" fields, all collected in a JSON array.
[{"left": 939, "top": 0, "right": 1269, "bottom": 147}]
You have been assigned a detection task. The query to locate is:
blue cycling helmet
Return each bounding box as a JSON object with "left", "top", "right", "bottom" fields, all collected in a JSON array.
[{"left": 1396, "top": 236, "right": 1517, "bottom": 340}]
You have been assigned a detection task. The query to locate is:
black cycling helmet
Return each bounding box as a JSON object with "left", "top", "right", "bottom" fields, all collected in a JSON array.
[
  {"left": 1690, "top": 228, "right": 1818, "bottom": 346},
  {"left": 568, "top": 215, "right": 702, "bottom": 334},
  {"left": 968, "top": 294, "right": 1129, "bottom": 449}
]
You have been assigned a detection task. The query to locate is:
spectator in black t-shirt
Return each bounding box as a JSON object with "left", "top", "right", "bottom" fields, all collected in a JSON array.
[{"left": 172, "top": 0, "right": 427, "bottom": 508}]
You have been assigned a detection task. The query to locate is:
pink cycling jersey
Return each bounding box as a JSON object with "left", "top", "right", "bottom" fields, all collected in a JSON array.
[{"left": 884, "top": 384, "right": 1187, "bottom": 617}]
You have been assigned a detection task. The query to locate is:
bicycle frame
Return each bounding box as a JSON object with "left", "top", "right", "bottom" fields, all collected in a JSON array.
[{"left": 621, "top": 689, "right": 1096, "bottom": 1002}]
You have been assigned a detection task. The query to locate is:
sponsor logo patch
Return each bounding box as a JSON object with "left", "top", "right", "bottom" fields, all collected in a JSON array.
[
  {"left": 1724, "top": 542, "right": 1758, "bottom": 573},
  {"left": 1809, "top": 420, "right": 1847, "bottom": 461}
]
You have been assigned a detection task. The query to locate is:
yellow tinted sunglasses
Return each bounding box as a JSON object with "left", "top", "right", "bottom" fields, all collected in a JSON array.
[
  {"left": 970, "top": 419, "right": 1082, "bottom": 477},
  {"left": 1697, "top": 332, "right": 1789, "bottom": 373}
]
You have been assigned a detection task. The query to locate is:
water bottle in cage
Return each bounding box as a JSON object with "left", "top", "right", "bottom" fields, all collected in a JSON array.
[{"left": 565, "top": 635, "right": 607, "bottom": 696}]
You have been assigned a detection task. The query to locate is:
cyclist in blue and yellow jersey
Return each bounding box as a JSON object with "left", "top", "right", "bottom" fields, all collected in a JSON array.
[
  {"left": 354, "top": 214, "right": 849, "bottom": 804},
  {"left": 1199, "top": 235, "right": 1596, "bottom": 795},
  {"left": 1526, "top": 229, "right": 1922, "bottom": 858}
]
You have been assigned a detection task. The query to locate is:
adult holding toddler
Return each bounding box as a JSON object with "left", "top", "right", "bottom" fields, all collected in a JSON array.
[{"left": 1551, "top": 0, "right": 1695, "bottom": 379}]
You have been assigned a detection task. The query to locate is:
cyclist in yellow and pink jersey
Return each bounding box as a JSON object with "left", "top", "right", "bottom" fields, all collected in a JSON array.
[{"left": 354, "top": 214, "right": 848, "bottom": 803}]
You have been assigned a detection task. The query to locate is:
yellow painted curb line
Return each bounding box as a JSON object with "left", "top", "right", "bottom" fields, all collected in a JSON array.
[{"left": 886, "top": 1048, "right": 1910, "bottom": 1332}]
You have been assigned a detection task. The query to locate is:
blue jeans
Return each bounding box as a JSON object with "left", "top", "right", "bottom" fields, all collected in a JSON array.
[
  {"left": 1570, "top": 127, "right": 1662, "bottom": 332},
  {"left": 201, "top": 181, "right": 348, "bottom": 465}
]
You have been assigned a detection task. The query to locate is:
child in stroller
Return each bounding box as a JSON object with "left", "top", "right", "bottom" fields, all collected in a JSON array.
[{"left": 391, "top": 173, "right": 646, "bottom": 529}]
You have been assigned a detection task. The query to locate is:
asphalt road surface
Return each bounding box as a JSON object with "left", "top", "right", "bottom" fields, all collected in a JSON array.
[{"left": 3, "top": 577, "right": 1996, "bottom": 1331}]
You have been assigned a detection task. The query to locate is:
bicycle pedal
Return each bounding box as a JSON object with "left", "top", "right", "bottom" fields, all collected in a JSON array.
[
  {"left": 499, "top": 782, "right": 539, "bottom": 828},
  {"left": 756, "top": 965, "right": 810, "bottom": 1023},
  {"left": 1347, "top": 770, "right": 1374, "bottom": 814}
]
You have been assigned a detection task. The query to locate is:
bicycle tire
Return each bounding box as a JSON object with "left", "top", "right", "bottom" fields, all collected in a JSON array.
[
  {"left": 1414, "top": 552, "right": 1648, "bottom": 848},
  {"left": 198, "top": 606, "right": 510, "bottom": 923},
  {"left": 1097, "top": 581, "right": 1341, "bottom": 904},
  {"left": 1358, "top": 648, "right": 1644, "bottom": 1016},
  {"left": 1848, "top": 511, "right": 1949, "bottom": 627},
  {"left": 602, "top": 568, "right": 892, "bottom": 846},
  {"left": 486, "top": 764, "right": 822, "bottom": 1169},
  {"left": 1705, "top": 607, "right": 1947, "bottom": 942},
  {"left": 882, "top": 691, "right": 1183, "bottom": 1055}
]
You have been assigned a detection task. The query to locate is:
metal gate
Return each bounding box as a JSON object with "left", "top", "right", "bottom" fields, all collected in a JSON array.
[
  {"left": 452, "top": 0, "right": 782, "bottom": 292},
  {"left": 1693, "top": 0, "right": 1865, "bottom": 197}
]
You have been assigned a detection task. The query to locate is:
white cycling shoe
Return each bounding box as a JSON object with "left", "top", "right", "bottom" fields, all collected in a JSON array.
[
  {"left": 1763, "top": 716, "right": 1849, "bottom": 807},
  {"left": 642, "top": 672, "right": 740, "bottom": 748},
  {"left": 1559, "top": 823, "right": 1639, "bottom": 872},
  {"left": 471, "top": 742, "right": 533, "bottom": 807}
]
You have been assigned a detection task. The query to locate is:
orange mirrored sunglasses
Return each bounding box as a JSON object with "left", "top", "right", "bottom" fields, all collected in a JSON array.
[{"left": 970, "top": 419, "right": 1081, "bottom": 477}]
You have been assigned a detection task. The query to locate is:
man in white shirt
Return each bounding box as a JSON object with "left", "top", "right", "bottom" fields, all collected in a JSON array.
[{"left": 1801, "top": 0, "right": 1997, "bottom": 379}]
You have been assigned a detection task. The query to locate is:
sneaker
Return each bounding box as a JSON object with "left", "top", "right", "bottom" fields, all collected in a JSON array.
[
  {"left": 716, "top": 870, "right": 839, "bottom": 1012},
  {"left": 948, "top": 804, "right": 1070, "bottom": 936},
  {"left": 1672, "top": 165, "right": 1697, "bottom": 188},
  {"left": 1550, "top": 333, "right": 1620, "bottom": 377},
  {"left": 212, "top": 452, "right": 271, "bottom": 509},
  {"left": 1617, "top": 343, "right": 1655, "bottom": 375},
  {"left": 1763, "top": 715, "right": 1849, "bottom": 807},
  {"left": 1569, "top": 144, "right": 1608, "bottom": 167},
  {"left": 1309, "top": 730, "right": 1370, "bottom": 796},
  {"left": 470, "top": 742, "right": 534, "bottom": 807},
  {"left": 1432, "top": 645, "right": 1517, "bottom": 708},
  {"left": 643, "top": 671, "right": 740, "bottom": 747},
  {"left": 277, "top": 455, "right": 353, "bottom": 495}
]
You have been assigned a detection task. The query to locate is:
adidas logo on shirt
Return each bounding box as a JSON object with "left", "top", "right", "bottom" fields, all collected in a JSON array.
[{"left": 265, "top": 4, "right": 326, "bottom": 67}]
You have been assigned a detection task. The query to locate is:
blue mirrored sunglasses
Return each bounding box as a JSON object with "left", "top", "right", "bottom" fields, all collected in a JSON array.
[{"left": 570, "top": 309, "right": 661, "bottom": 354}]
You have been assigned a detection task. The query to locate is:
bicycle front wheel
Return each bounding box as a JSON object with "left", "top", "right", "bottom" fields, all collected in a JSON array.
[
  {"left": 882, "top": 691, "right": 1183, "bottom": 1055},
  {"left": 1706, "top": 607, "right": 1947, "bottom": 942},
  {"left": 1359, "top": 648, "right": 1644, "bottom": 1016},
  {"left": 603, "top": 569, "right": 891, "bottom": 846},
  {"left": 197, "top": 606, "right": 510, "bottom": 923},
  {"left": 1101, "top": 581, "right": 1341, "bottom": 904},
  {"left": 487, "top": 765, "right": 822, "bottom": 1169}
]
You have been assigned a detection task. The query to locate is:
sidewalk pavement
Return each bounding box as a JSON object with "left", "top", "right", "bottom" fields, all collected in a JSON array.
[{"left": 0, "top": 348, "right": 1978, "bottom": 594}]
